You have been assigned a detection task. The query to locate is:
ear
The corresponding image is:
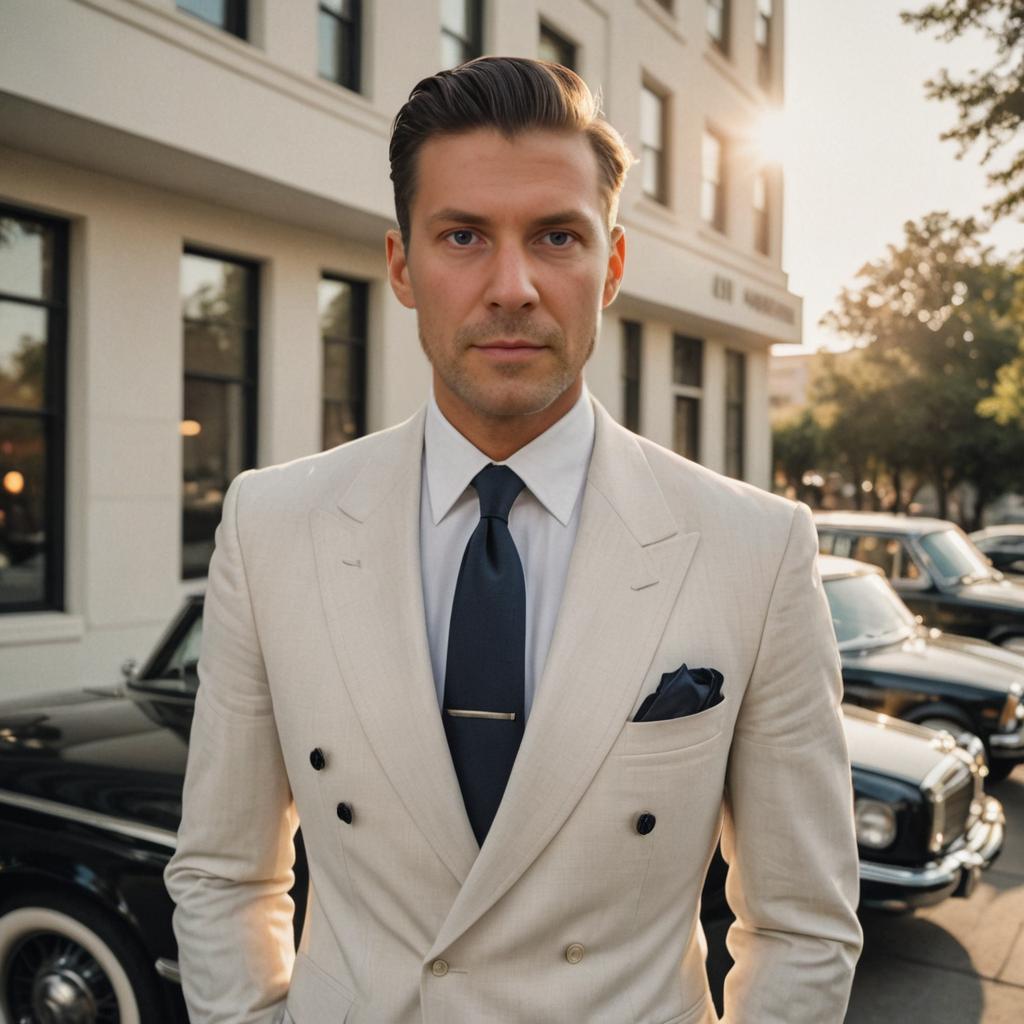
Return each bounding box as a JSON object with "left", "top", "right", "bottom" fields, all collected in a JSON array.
[
  {"left": 601, "top": 225, "right": 626, "bottom": 308},
  {"left": 385, "top": 229, "right": 416, "bottom": 309}
]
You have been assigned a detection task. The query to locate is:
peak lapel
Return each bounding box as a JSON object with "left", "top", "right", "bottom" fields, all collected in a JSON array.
[
  {"left": 428, "top": 401, "right": 700, "bottom": 958},
  {"left": 310, "top": 408, "right": 478, "bottom": 885}
]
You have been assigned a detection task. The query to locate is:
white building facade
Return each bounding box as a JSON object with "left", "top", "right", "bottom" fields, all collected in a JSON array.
[{"left": 0, "top": 0, "right": 801, "bottom": 695}]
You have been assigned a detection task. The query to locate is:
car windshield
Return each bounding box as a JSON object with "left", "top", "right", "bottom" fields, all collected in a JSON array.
[
  {"left": 128, "top": 614, "right": 203, "bottom": 696},
  {"left": 824, "top": 573, "right": 917, "bottom": 648},
  {"left": 919, "top": 528, "right": 997, "bottom": 585}
]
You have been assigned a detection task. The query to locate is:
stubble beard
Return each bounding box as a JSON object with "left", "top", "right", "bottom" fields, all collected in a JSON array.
[{"left": 420, "top": 313, "right": 597, "bottom": 420}]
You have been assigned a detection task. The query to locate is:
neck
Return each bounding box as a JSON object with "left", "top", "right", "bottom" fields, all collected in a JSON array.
[{"left": 434, "top": 378, "right": 583, "bottom": 462}]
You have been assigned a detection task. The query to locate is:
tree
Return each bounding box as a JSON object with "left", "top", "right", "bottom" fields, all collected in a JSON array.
[
  {"left": 820, "top": 212, "right": 1024, "bottom": 525},
  {"left": 772, "top": 409, "right": 826, "bottom": 504},
  {"left": 901, "top": 0, "right": 1024, "bottom": 221}
]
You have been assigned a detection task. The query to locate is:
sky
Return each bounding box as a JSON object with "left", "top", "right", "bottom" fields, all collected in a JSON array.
[{"left": 779, "top": 0, "right": 1022, "bottom": 355}]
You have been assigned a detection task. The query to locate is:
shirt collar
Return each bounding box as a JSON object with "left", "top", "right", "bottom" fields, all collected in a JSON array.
[{"left": 424, "top": 383, "right": 595, "bottom": 527}]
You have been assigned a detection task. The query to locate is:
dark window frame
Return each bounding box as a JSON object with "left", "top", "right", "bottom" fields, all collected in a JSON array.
[
  {"left": 707, "top": 0, "right": 731, "bottom": 56},
  {"left": 177, "top": 0, "right": 248, "bottom": 40},
  {"left": 538, "top": 20, "right": 577, "bottom": 71},
  {"left": 318, "top": 0, "right": 362, "bottom": 92},
  {"left": 725, "top": 348, "right": 746, "bottom": 480},
  {"left": 622, "top": 320, "right": 643, "bottom": 433},
  {"left": 320, "top": 272, "right": 369, "bottom": 450},
  {"left": 441, "top": 0, "right": 484, "bottom": 67},
  {"left": 640, "top": 80, "right": 669, "bottom": 205},
  {"left": 753, "top": 167, "right": 770, "bottom": 255},
  {"left": 701, "top": 126, "right": 727, "bottom": 232},
  {"left": 672, "top": 334, "right": 703, "bottom": 463},
  {"left": 181, "top": 245, "right": 259, "bottom": 580},
  {"left": 0, "top": 203, "right": 69, "bottom": 614},
  {"left": 756, "top": 0, "right": 773, "bottom": 90}
]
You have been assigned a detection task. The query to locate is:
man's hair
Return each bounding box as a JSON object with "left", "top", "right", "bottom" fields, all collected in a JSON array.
[{"left": 389, "top": 56, "right": 634, "bottom": 249}]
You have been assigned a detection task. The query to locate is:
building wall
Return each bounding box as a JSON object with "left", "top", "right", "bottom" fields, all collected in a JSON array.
[{"left": 0, "top": 0, "right": 800, "bottom": 695}]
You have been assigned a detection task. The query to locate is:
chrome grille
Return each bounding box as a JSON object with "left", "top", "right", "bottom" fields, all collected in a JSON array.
[{"left": 924, "top": 754, "right": 979, "bottom": 854}]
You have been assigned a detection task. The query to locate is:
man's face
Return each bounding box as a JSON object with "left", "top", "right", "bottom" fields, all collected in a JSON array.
[{"left": 386, "top": 128, "right": 625, "bottom": 428}]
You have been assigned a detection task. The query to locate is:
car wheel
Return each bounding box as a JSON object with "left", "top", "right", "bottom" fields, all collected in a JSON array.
[
  {"left": 985, "top": 761, "right": 1016, "bottom": 784},
  {"left": 0, "top": 889, "right": 167, "bottom": 1024}
]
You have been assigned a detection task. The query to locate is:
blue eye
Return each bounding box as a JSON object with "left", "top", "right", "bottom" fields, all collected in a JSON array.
[
  {"left": 546, "top": 231, "right": 574, "bottom": 246},
  {"left": 449, "top": 229, "right": 477, "bottom": 246}
]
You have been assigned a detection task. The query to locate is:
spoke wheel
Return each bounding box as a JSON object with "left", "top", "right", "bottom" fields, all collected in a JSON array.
[{"left": 0, "top": 893, "right": 165, "bottom": 1024}]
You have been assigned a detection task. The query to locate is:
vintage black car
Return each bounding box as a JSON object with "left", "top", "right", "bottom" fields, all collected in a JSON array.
[
  {"left": 0, "top": 597, "right": 1005, "bottom": 1023},
  {"left": 820, "top": 554, "right": 1024, "bottom": 782},
  {"left": 970, "top": 525, "right": 1024, "bottom": 580},
  {"left": 815, "top": 511, "right": 1024, "bottom": 656}
]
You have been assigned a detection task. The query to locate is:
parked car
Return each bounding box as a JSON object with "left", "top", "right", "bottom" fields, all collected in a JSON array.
[
  {"left": 820, "top": 554, "right": 1024, "bottom": 782},
  {"left": 814, "top": 512, "right": 1024, "bottom": 655},
  {"left": 970, "top": 525, "right": 1024, "bottom": 580},
  {"left": 0, "top": 597, "right": 1005, "bottom": 1023}
]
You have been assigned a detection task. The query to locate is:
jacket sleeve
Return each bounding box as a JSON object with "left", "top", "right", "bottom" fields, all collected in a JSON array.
[
  {"left": 164, "top": 470, "right": 298, "bottom": 1024},
  {"left": 719, "top": 501, "right": 863, "bottom": 1023}
]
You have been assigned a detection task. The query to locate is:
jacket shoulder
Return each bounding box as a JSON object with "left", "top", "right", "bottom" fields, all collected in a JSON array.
[{"left": 230, "top": 412, "right": 422, "bottom": 513}]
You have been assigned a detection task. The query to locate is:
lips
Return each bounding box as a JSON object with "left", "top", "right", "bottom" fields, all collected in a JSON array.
[{"left": 474, "top": 339, "right": 545, "bottom": 350}]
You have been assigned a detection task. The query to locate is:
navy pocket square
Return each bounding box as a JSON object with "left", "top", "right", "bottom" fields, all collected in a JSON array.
[{"left": 632, "top": 664, "right": 725, "bottom": 723}]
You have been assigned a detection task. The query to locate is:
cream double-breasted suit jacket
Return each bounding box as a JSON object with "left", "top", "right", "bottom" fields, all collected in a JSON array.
[{"left": 165, "top": 395, "right": 863, "bottom": 1024}]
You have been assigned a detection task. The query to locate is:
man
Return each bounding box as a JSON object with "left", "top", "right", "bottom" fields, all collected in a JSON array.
[{"left": 166, "top": 57, "right": 862, "bottom": 1023}]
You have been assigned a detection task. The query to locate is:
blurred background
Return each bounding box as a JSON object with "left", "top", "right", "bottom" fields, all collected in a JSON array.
[{"left": 1, "top": 2, "right": 1024, "bottom": 1022}]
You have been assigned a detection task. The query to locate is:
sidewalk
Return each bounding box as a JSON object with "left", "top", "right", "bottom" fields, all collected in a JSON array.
[
  {"left": 846, "top": 764, "right": 1024, "bottom": 1024},
  {"left": 704, "top": 764, "right": 1024, "bottom": 1023}
]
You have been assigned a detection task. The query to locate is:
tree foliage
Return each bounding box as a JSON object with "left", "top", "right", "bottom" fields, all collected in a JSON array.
[
  {"left": 901, "top": 0, "right": 1024, "bottom": 220},
  {"left": 812, "top": 212, "right": 1024, "bottom": 527}
]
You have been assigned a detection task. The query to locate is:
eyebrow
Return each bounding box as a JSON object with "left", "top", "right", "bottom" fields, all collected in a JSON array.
[{"left": 426, "top": 208, "right": 596, "bottom": 232}]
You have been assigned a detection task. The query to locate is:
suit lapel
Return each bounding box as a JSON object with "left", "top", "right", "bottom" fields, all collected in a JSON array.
[
  {"left": 309, "top": 409, "right": 479, "bottom": 886},
  {"left": 428, "top": 400, "right": 701, "bottom": 958}
]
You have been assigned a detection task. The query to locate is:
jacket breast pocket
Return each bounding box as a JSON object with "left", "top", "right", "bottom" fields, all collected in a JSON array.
[
  {"left": 616, "top": 697, "right": 728, "bottom": 759},
  {"left": 284, "top": 951, "right": 354, "bottom": 1023}
]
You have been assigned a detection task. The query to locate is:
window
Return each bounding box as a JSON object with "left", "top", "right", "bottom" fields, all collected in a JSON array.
[
  {"left": 753, "top": 169, "right": 770, "bottom": 255},
  {"left": 0, "top": 206, "right": 68, "bottom": 613},
  {"left": 538, "top": 22, "right": 576, "bottom": 70},
  {"left": 622, "top": 321, "right": 642, "bottom": 433},
  {"left": 318, "top": 0, "right": 361, "bottom": 91},
  {"left": 181, "top": 249, "right": 258, "bottom": 579},
  {"left": 674, "top": 397, "right": 700, "bottom": 462},
  {"left": 896, "top": 542, "right": 924, "bottom": 581},
  {"left": 673, "top": 334, "right": 702, "bottom": 388},
  {"left": 320, "top": 275, "right": 368, "bottom": 449},
  {"left": 725, "top": 349, "right": 745, "bottom": 479},
  {"left": 706, "top": 0, "right": 730, "bottom": 56},
  {"left": 177, "top": 0, "right": 247, "bottom": 39},
  {"left": 441, "top": 0, "right": 483, "bottom": 69},
  {"left": 640, "top": 84, "right": 668, "bottom": 204},
  {"left": 672, "top": 335, "right": 703, "bottom": 462},
  {"left": 701, "top": 129, "right": 726, "bottom": 231},
  {"left": 850, "top": 535, "right": 900, "bottom": 579},
  {"left": 756, "top": 0, "right": 773, "bottom": 89}
]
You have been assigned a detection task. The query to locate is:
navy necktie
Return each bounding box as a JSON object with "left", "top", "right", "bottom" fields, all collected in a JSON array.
[{"left": 443, "top": 464, "right": 527, "bottom": 846}]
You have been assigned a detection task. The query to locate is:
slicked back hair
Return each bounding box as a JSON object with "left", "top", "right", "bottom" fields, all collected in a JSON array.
[{"left": 389, "top": 56, "right": 634, "bottom": 249}]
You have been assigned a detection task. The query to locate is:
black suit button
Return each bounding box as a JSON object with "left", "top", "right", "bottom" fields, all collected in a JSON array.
[
  {"left": 636, "top": 812, "right": 656, "bottom": 836},
  {"left": 336, "top": 802, "right": 353, "bottom": 824},
  {"left": 309, "top": 748, "right": 326, "bottom": 771}
]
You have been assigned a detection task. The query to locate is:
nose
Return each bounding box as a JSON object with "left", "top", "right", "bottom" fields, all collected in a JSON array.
[{"left": 484, "top": 243, "right": 539, "bottom": 313}]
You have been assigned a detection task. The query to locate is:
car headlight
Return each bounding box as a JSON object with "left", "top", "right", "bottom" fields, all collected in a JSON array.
[{"left": 855, "top": 798, "right": 897, "bottom": 849}]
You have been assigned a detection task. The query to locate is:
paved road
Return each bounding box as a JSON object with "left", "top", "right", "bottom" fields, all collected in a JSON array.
[{"left": 705, "top": 763, "right": 1024, "bottom": 1023}]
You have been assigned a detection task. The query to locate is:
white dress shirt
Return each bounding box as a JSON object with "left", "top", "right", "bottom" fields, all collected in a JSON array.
[{"left": 420, "top": 384, "right": 595, "bottom": 722}]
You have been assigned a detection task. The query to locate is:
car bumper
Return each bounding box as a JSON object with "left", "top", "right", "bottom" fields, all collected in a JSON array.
[
  {"left": 989, "top": 727, "right": 1024, "bottom": 760},
  {"left": 859, "top": 795, "right": 1005, "bottom": 912}
]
